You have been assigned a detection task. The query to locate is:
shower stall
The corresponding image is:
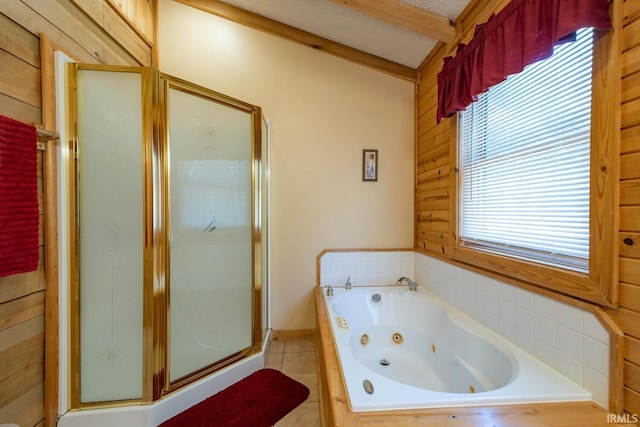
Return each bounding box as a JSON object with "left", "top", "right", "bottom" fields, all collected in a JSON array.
[{"left": 58, "top": 63, "right": 270, "bottom": 421}]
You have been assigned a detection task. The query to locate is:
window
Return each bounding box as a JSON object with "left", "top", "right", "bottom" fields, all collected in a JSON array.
[{"left": 458, "top": 29, "right": 593, "bottom": 273}]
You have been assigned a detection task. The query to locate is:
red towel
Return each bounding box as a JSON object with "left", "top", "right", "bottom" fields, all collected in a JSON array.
[{"left": 0, "top": 115, "right": 39, "bottom": 277}]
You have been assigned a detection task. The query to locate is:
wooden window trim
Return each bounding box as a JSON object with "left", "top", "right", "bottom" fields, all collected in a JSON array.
[{"left": 449, "top": 25, "right": 620, "bottom": 308}]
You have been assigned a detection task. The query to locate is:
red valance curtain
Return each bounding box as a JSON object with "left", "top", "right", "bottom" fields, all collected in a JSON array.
[{"left": 436, "top": 0, "right": 612, "bottom": 123}]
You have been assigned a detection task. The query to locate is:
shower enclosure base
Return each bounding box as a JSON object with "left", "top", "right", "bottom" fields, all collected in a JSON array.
[{"left": 58, "top": 331, "right": 270, "bottom": 427}]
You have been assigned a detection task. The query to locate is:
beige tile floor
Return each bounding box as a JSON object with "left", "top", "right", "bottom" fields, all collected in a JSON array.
[{"left": 266, "top": 337, "right": 321, "bottom": 427}]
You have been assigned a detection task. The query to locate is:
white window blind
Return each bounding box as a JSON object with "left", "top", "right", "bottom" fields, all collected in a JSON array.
[
  {"left": 458, "top": 28, "right": 593, "bottom": 272},
  {"left": 178, "top": 159, "right": 251, "bottom": 230}
]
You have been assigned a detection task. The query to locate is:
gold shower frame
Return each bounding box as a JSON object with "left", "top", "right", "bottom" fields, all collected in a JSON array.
[{"left": 67, "top": 64, "right": 263, "bottom": 408}]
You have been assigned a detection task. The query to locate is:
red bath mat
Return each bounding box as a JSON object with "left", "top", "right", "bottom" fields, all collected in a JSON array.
[{"left": 159, "top": 369, "right": 309, "bottom": 427}]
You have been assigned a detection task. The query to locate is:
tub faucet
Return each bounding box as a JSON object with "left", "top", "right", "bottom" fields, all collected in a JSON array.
[
  {"left": 345, "top": 276, "right": 352, "bottom": 290},
  {"left": 397, "top": 277, "right": 418, "bottom": 291}
]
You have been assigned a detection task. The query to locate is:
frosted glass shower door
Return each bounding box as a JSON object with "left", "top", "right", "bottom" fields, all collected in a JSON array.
[
  {"left": 167, "top": 85, "right": 255, "bottom": 382},
  {"left": 69, "top": 66, "right": 264, "bottom": 405},
  {"left": 74, "top": 68, "right": 146, "bottom": 403}
]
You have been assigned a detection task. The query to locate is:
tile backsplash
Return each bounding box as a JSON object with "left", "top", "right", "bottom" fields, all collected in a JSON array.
[
  {"left": 318, "top": 249, "right": 611, "bottom": 409},
  {"left": 319, "top": 250, "right": 414, "bottom": 287}
]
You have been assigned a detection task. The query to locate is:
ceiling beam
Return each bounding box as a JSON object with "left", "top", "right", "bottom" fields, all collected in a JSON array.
[
  {"left": 176, "top": 0, "right": 417, "bottom": 82},
  {"left": 328, "top": 0, "right": 456, "bottom": 43}
]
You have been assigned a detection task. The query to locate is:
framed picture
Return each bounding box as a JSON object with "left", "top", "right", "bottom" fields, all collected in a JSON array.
[{"left": 362, "top": 149, "right": 378, "bottom": 182}]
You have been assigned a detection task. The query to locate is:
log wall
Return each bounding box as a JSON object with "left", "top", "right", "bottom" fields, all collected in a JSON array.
[
  {"left": 0, "top": 1, "right": 152, "bottom": 425},
  {"left": 416, "top": 0, "right": 640, "bottom": 419}
]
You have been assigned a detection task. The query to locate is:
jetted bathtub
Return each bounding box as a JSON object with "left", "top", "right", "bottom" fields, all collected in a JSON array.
[{"left": 322, "top": 285, "right": 591, "bottom": 412}]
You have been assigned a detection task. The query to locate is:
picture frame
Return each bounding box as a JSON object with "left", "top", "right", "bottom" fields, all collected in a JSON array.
[{"left": 362, "top": 149, "right": 378, "bottom": 182}]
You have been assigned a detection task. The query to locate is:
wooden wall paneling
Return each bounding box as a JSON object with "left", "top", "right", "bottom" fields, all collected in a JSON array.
[
  {"left": 620, "top": 233, "right": 640, "bottom": 258},
  {"left": 2, "top": 2, "right": 99, "bottom": 64},
  {"left": 622, "top": 11, "right": 640, "bottom": 51},
  {"left": 416, "top": 98, "right": 437, "bottom": 122},
  {"left": 0, "top": 94, "right": 41, "bottom": 125},
  {"left": 621, "top": 282, "right": 640, "bottom": 315},
  {"left": 621, "top": 126, "right": 640, "bottom": 154},
  {"left": 0, "top": 10, "right": 42, "bottom": 122},
  {"left": 0, "top": 319, "right": 45, "bottom": 423},
  {"left": 1, "top": 386, "right": 44, "bottom": 427},
  {"left": 0, "top": 316, "right": 43, "bottom": 353},
  {"left": 69, "top": 0, "right": 153, "bottom": 65},
  {"left": 106, "top": 0, "right": 155, "bottom": 42},
  {"left": 70, "top": 0, "right": 152, "bottom": 65},
  {"left": 416, "top": 73, "right": 439, "bottom": 104},
  {"left": 2, "top": 0, "right": 150, "bottom": 67},
  {"left": 621, "top": 207, "right": 640, "bottom": 232},
  {"left": 417, "top": 207, "right": 449, "bottom": 223},
  {"left": 0, "top": 293, "right": 45, "bottom": 332},
  {"left": 613, "top": 308, "right": 640, "bottom": 340},
  {"left": 415, "top": 42, "right": 452, "bottom": 255},
  {"left": 621, "top": 67, "right": 640, "bottom": 101},
  {"left": 0, "top": 10, "right": 41, "bottom": 123},
  {"left": 620, "top": 257, "right": 640, "bottom": 285},
  {"left": 0, "top": 49, "right": 41, "bottom": 109},
  {"left": 620, "top": 152, "right": 640, "bottom": 180},
  {"left": 103, "top": 5, "right": 152, "bottom": 66},
  {"left": 416, "top": 109, "right": 439, "bottom": 136},
  {"left": 621, "top": 179, "right": 640, "bottom": 207},
  {"left": 109, "top": 0, "right": 131, "bottom": 16},
  {"left": 416, "top": 184, "right": 449, "bottom": 203},
  {"left": 0, "top": 269, "right": 45, "bottom": 306},
  {"left": 418, "top": 122, "right": 450, "bottom": 148},
  {"left": 133, "top": 0, "right": 154, "bottom": 42},
  {"left": 416, "top": 233, "right": 449, "bottom": 255},
  {"left": 416, "top": 106, "right": 439, "bottom": 133},
  {"left": 620, "top": 10, "right": 640, "bottom": 419},
  {"left": 416, "top": 124, "right": 449, "bottom": 153},
  {"left": 625, "top": 0, "right": 640, "bottom": 23},
  {"left": 622, "top": 45, "right": 640, "bottom": 80},
  {"left": 0, "top": 352, "right": 44, "bottom": 409},
  {"left": 73, "top": 0, "right": 104, "bottom": 22},
  {"left": 621, "top": 180, "right": 640, "bottom": 205},
  {"left": 40, "top": 32, "right": 59, "bottom": 427},
  {"left": 48, "top": 0, "right": 149, "bottom": 66},
  {"left": 621, "top": 98, "right": 640, "bottom": 129},
  {"left": 1, "top": 1, "right": 153, "bottom": 425},
  {"left": 417, "top": 130, "right": 449, "bottom": 160},
  {"left": 625, "top": 335, "right": 640, "bottom": 366},
  {"left": 624, "top": 386, "right": 640, "bottom": 418},
  {"left": 416, "top": 155, "right": 449, "bottom": 185},
  {"left": 0, "top": 13, "right": 40, "bottom": 66},
  {"left": 0, "top": 316, "right": 45, "bottom": 422}
]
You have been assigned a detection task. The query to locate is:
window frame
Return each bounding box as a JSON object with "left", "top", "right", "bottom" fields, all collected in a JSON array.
[{"left": 450, "top": 28, "right": 619, "bottom": 308}]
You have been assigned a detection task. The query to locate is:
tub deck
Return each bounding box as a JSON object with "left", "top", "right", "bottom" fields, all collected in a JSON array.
[{"left": 314, "top": 287, "right": 632, "bottom": 427}]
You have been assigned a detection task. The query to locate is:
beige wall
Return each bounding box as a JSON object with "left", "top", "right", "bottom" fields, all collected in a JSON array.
[{"left": 158, "top": 0, "right": 415, "bottom": 329}]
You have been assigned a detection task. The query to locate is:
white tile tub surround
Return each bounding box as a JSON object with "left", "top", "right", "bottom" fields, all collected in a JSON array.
[
  {"left": 414, "top": 253, "right": 611, "bottom": 410},
  {"left": 319, "top": 250, "right": 414, "bottom": 288},
  {"left": 317, "top": 250, "right": 612, "bottom": 410}
]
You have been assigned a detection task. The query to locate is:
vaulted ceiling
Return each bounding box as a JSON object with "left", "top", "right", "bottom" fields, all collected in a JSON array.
[{"left": 176, "top": 0, "right": 474, "bottom": 81}]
